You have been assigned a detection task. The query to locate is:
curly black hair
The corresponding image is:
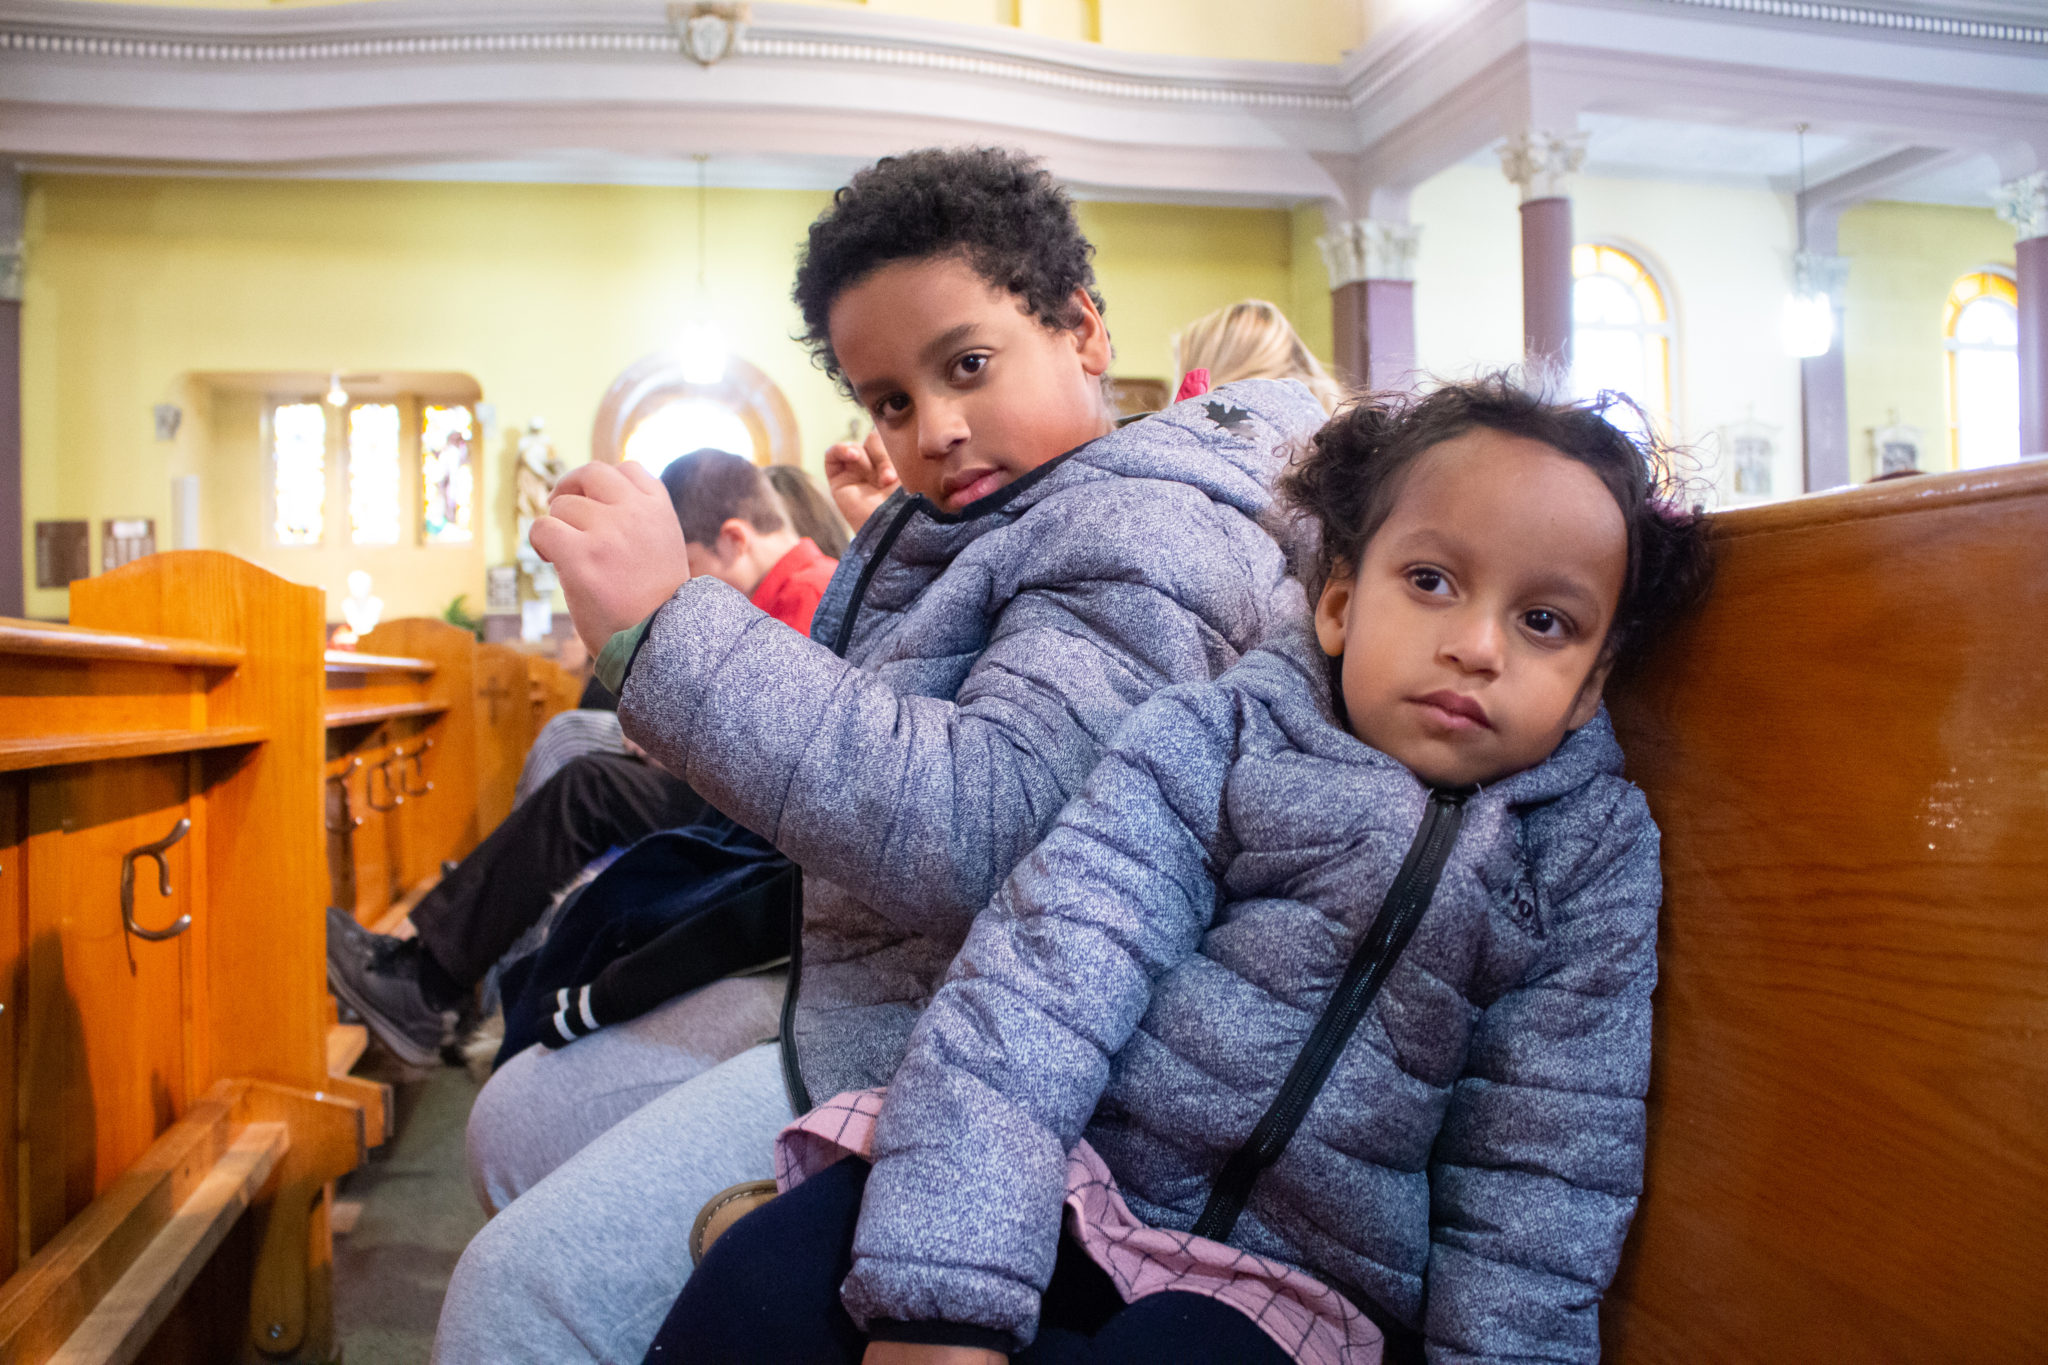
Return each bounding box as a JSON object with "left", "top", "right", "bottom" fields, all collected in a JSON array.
[
  {"left": 1278, "top": 374, "right": 1715, "bottom": 665},
  {"left": 792, "top": 147, "right": 1104, "bottom": 394}
]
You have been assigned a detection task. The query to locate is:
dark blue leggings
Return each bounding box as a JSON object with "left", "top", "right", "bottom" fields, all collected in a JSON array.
[{"left": 645, "top": 1157, "right": 1293, "bottom": 1364}]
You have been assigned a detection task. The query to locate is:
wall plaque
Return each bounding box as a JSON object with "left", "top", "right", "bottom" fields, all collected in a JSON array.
[{"left": 35, "top": 520, "right": 90, "bottom": 589}]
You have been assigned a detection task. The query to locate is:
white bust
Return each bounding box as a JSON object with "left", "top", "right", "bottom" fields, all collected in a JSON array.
[{"left": 341, "top": 570, "right": 384, "bottom": 639}]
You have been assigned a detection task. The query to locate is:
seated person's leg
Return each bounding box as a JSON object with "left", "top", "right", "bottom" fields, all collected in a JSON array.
[
  {"left": 433, "top": 1042, "right": 793, "bottom": 1365},
  {"left": 467, "top": 972, "right": 785, "bottom": 1213},
  {"left": 650, "top": 1155, "right": 872, "bottom": 1364},
  {"left": 511, "top": 709, "right": 626, "bottom": 810},
  {"left": 329, "top": 751, "right": 709, "bottom": 1062}
]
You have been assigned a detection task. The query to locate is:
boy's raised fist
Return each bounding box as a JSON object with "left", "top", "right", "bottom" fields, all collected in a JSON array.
[
  {"left": 529, "top": 460, "right": 690, "bottom": 655},
  {"left": 824, "top": 427, "right": 901, "bottom": 533}
]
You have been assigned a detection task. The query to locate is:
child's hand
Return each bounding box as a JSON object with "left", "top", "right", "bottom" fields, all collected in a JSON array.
[
  {"left": 861, "top": 1345, "right": 1002, "bottom": 1365},
  {"left": 825, "top": 428, "right": 900, "bottom": 532},
  {"left": 528, "top": 460, "right": 690, "bottom": 655}
]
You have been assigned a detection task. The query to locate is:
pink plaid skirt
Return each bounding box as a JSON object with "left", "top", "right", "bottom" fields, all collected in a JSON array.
[{"left": 776, "top": 1089, "right": 1384, "bottom": 1365}]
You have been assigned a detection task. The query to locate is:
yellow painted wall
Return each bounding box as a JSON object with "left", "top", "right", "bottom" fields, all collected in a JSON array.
[
  {"left": 1838, "top": 201, "right": 2015, "bottom": 481},
  {"left": 20, "top": 174, "right": 1311, "bottom": 620},
  {"left": 1409, "top": 162, "right": 1807, "bottom": 505},
  {"left": 77, "top": 0, "right": 1366, "bottom": 64}
]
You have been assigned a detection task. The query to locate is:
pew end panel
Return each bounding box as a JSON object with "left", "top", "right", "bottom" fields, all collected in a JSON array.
[
  {"left": 1, "top": 552, "right": 370, "bottom": 1365},
  {"left": 356, "top": 619, "right": 483, "bottom": 893},
  {"left": 1602, "top": 462, "right": 2048, "bottom": 1361},
  {"left": 471, "top": 642, "right": 531, "bottom": 835},
  {"left": 68, "top": 552, "right": 330, "bottom": 1098}
]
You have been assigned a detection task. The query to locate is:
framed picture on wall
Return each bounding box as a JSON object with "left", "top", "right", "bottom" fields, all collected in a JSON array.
[{"left": 1871, "top": 414, "right": 1924, "bottom": 478}]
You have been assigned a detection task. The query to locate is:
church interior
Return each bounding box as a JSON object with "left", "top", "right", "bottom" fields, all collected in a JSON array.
[{"left": 0, "top": 0, "right": 2043, "bottom": 1360}]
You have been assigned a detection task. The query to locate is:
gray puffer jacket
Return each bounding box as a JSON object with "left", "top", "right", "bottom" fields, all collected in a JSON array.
[
  {"left": 618, "top": 379, "right": 1324, "bottom": 1108},
  {"left": 846, "top": 627, "right": 1659, "bottom": 1363}
]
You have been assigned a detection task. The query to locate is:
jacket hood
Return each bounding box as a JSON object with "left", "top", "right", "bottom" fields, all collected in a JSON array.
[{"left": 1236, "top": 621, "right": 1627, "bottom": 810}]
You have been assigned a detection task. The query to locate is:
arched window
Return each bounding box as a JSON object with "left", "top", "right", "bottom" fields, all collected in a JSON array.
[
  {"left": 1945, "top": 271, "right": 2020, "bottom": 471},
  {"left": 592, "top": 352, "right": 800, "bottom": 471},
  {"left": 1572, "top": 243, "right": 1674, "bottom": 437}
]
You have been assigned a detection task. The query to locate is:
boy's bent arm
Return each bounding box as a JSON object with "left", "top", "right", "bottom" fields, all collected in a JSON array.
[
  {"left": 1422, "top": 783, "right": 1662, "bottom": 1365},
  {"left": 617, "top": 495, "right": 1274, "bottom": 936},
  {"left": 839, "top": 693, "right": 1238, "bottom": 1350}
]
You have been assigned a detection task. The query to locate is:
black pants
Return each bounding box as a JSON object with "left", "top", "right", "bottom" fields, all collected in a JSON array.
[
  {"left": 412, "top": 752, "right": 709, "bottom": 987},
  {"left": 648, "top": 1158, "right": 1292, "bottom": 1365}
]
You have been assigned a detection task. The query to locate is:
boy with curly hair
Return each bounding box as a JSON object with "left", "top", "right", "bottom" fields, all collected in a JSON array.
[{"left": 431, "top": 147, "right": 1327, "bottom": 1364}]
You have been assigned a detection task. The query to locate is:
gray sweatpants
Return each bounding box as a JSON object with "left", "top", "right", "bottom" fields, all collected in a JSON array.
[{"left": 433, "top": 986, "right": 794, "bottom": 1364}]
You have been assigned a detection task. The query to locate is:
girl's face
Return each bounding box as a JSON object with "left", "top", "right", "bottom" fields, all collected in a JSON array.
[{"left": 1314, "top": 428, "right": 1628, "bottom": 788}]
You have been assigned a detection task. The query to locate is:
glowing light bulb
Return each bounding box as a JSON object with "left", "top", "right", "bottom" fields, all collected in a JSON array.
[
  {"left": 1782, "top": 292, "right": 1833, "bottom": 359},
  {"left": 677, "top": 321, "right": 727, "bottom": 386},
  {"left": 325, "top": 371, "right": 349, "bottom": 407}
]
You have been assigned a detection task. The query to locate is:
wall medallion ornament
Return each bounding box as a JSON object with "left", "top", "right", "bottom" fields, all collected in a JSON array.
[{"left": 670, "top": 3, "right": 749, "bottom": 66}]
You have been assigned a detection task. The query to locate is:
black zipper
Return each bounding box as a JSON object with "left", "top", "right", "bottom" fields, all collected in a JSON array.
[
  {"left": 779, "top": 496, "right": 923, "bottom": 1114},
  {"left": 1191, "top": 784, "right": 1476, "bottom": 1243}
]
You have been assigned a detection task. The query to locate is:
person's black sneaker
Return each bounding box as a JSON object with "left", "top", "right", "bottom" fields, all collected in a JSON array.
[{"left": 326, "top": 916, "right": 453, "bottom": 1068}]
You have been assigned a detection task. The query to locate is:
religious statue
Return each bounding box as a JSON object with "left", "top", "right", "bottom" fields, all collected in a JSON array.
[
  {"left": 514, "top": 416, "right": 566, "bottom": 574},
  {"left": 335, "top": 569, "right": 384, "bottom": 647}
]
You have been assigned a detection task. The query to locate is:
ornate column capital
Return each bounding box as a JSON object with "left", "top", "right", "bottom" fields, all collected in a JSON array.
[
  {"left": 1499, "top": 129, "right": 1589, "bottom": 203},
  {"left": 1995, "top": 171, "right": 2048, "bottom": 242},
  {"left": 1317, "top": 218, "right": 1421, "bottom": 289},
  {"left": 1793, "top": 250, "right": 1850, "bottom": 298}
]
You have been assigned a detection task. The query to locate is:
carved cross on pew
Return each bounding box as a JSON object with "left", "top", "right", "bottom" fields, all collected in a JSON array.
[{"left": 479, "top": 674, "right": 515, "bottom": 725}]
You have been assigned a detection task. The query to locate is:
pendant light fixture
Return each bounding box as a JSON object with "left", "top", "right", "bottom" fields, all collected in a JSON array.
[
  {"left": 1783, "top": 124, "right": 1836, "bottom": 360},
  {"left": 325, "top": 370, "right": 349, "bottom": 407},
  {"left": 678, "top": 153, "right": 729, "bottom": 386}
]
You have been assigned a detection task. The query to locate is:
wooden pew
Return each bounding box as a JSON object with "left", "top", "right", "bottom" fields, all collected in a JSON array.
[
  {"left": 321, "top": 619, "right": 482, "bottom": 934},
  {"left": 0, "top": 551, "right": 368, "bottom": 1364},
  {"left": 471, "top": 642, "right": 532, "bottom": 836},
  {"left": 526, "top": 651, "right": 581, "bottom": 740},
  {"left": 1603, "top": 461, "right": 2048, "bottom": 1361}
]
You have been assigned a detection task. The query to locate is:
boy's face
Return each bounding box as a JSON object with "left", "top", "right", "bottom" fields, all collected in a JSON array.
[
  {"left": 1314, "top": 428, "right": 1627, "bottom": 788},
  {"left": 829, "top": 255, "right": 1114, "bottom": 514}
]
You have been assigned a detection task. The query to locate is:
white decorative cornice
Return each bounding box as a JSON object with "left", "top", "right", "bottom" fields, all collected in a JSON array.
[
  {"left": 1648, "top": 0, "right": 2048, "bottom": 46},
  {"left": 1995, "top": 171, "right": 2048, "bottom": 242},
  {"left": 1498, "top": 129, "right": 1588, "bottom": 203},
  {"left": 1318, "top": 218, "right": 1422, "bottom": 287},
  {"left": 0, "top": 0, "right": 1350, "bottom": 112}
]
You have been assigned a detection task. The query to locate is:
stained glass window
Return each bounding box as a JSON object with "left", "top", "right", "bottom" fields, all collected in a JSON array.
[
  {"left": 349, "top": 403, "right": 402, "bottom": 545},
  {"left": 1945, "top": 272, "right": 2020, "bottom": 472},
  {"left": 421, "top": 404, "right": 475, "bottom": 544},
  {"left": 1572, "top": 243, "right": 1673, "bottom": 440},
  {"left": 622, "top": 399, "right": 757, "bottom": 474},
  {"left": 272, "top": 402, "right": 328, "bottom": 545}
]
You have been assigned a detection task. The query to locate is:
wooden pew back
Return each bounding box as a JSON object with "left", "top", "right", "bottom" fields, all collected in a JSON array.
[
  {"left": 0, "top": 551, "right": 363, "bottom": 1361},
  {"left": 1603, "top": 462, "right": 2048, "bottom": 1361}
]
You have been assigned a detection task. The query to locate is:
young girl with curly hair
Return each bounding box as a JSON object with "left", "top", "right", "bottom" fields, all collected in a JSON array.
[{"left": 657, "top": 375, "right": 1714, "bottom": 1365}]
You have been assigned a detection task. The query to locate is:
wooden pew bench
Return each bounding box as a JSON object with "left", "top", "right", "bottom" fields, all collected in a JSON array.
[
  {"left": 1602, "top": 460, "right": 2048, "bottom": 1360},
  {"left": 0, "top": 552, "right": 371, "bottom": 1364}
]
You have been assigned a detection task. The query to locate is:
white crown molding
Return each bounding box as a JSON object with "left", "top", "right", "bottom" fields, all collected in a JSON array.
[
  {"left": 1, "top": 0, "right": 2043, "bottom": 211},
  {"left": 0, "top": 0, "right": 1351, "bottom": 109},
  {"left": 1647, "top": 0, "right": 2048, "bottom": 46}
]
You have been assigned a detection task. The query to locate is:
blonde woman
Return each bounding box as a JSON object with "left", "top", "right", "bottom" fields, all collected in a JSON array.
[{"left": 1173, "top": 298, "right": 1342, "bottom": 414}]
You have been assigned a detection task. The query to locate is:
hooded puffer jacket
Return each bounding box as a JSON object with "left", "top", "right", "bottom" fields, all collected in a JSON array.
[
  {"left": 617, "top": 379, "right": 1325, "bottom": 1108},
  {"left": 845, "top": 627, "right": 1660, "bottom": 1364}
]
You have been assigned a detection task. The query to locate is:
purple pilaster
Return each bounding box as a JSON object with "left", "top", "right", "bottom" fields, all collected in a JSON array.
[
  {"left": 1332, "top": 279, "right": 1417, "bottom": 391},
  {"left": 1520, "top": 196, "right": 1573, "bottom": 372},
  {"left": 1801, "top": 336, "right": 1850, "bottom": 490},
  {"left": 0, "top": 295, "right": 17, "bottom": 617},
  {"left": 2020, "top": 234, "right": 2048, "bottom": 457}
]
